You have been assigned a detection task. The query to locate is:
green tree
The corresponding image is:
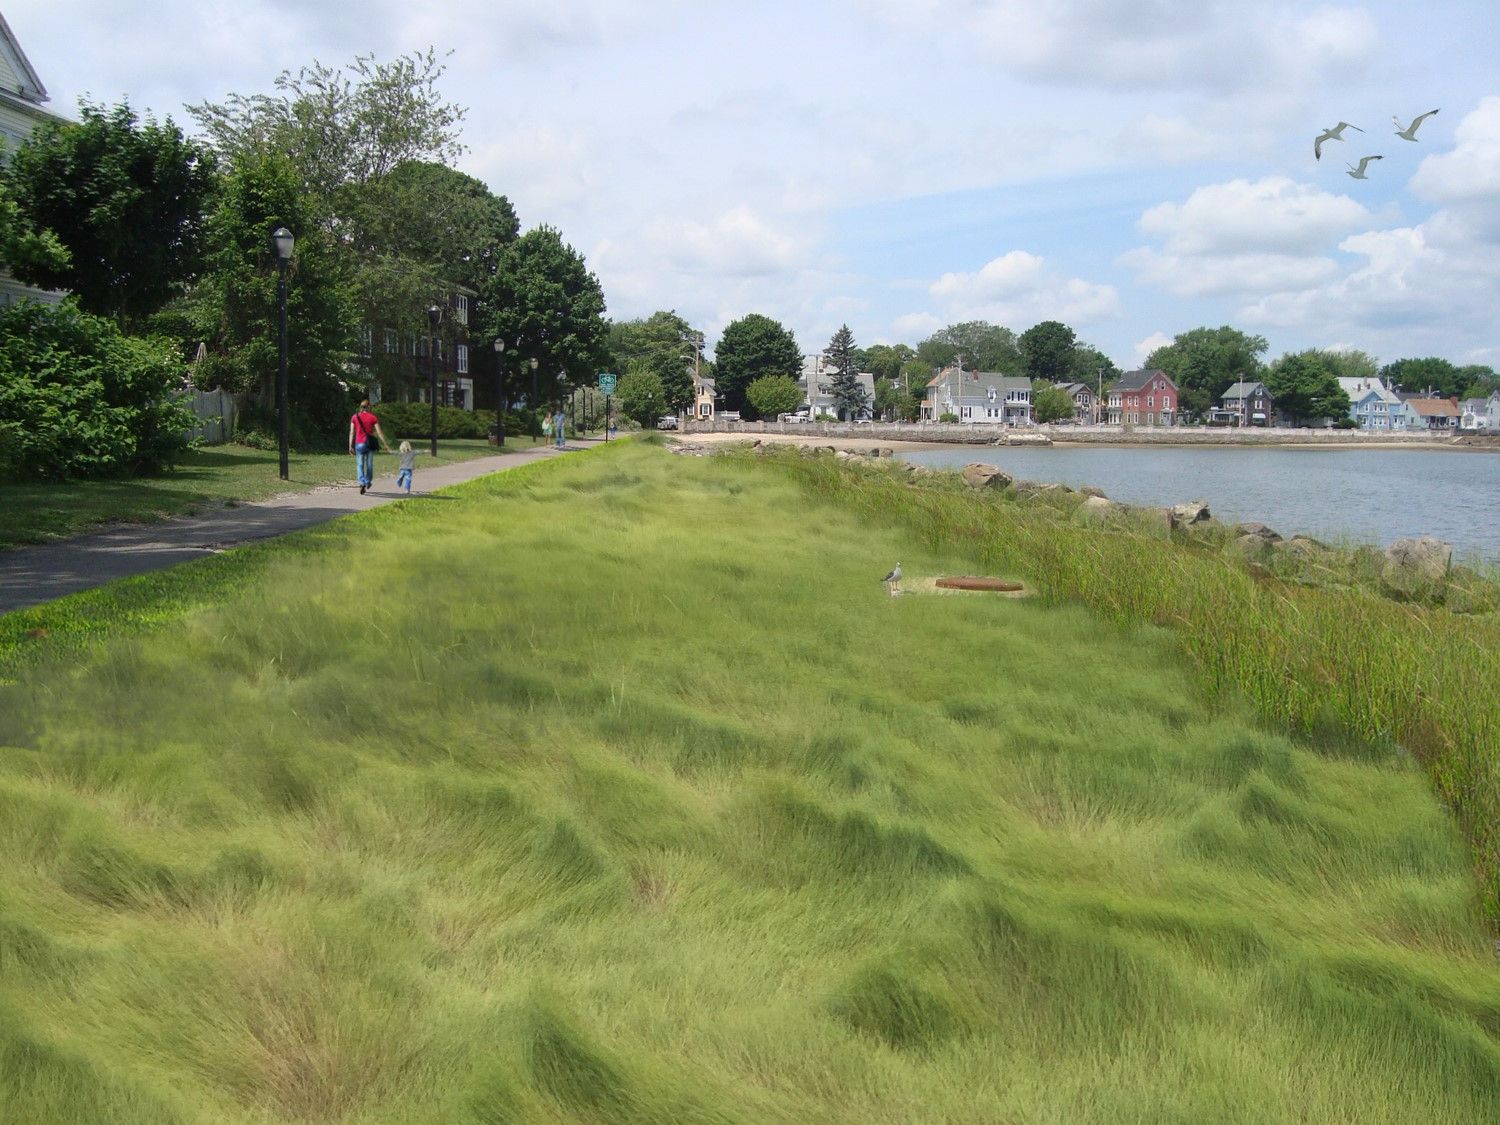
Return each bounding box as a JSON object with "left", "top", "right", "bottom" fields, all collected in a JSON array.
[
  {"left": 174, "top": 152, "right": 356, "bottom": 443},
  {"left": 824, "top": 324, "right": 869, "bottom": 420},
  {"left": 480, "top": 226, "right": 608, "bottom": 409},
  {"left": 1456, "top": 365, "right": 1500, "bottom": 400},
  {"left": 1146, "top": 326, "right": 1269, "bottom": 419},
  {"left": 746, "top": 374, "right": 804, "bottom": 419},
  {"left": 1032, "top": 384, "right": 1076, "bottom": 424},
  {"left": 1266, "top": 351, "right": 1348, "bottom": 424},
  {"left": 5, "top": 101, "right": 217, "bottom": 329},
  {"left": 607, "top": 311, "right": 700, "bottom": 414},
  {"left": 714, "top": 313, "right": 800, "bottom": 416},
  {"left": 1068, "top": 344, "right": 1120, "bottom": 388},
  {"left": 1019, "top": 320, "right": 1078, "bottom": 384},
  {"left": 1379, "top": 357, "right": 1463, "bottom": 398},
  {"left": 917, "top": 321, "right": 1022, "bottom": 372},
  {"left": 1315, "top": 348, "right": 1379, "bottom": 382},
  {"left": 616, "top": 369, "right": 666, "bottom": 428},
  {"left": 0, "top": 177, "right": 68, "bottom": 277},
  {"left": 860, "top": 343, "right": 914, "bottom": 381},
  {"left": 0, "top": 299, "right": 193, "bottom": 479}
]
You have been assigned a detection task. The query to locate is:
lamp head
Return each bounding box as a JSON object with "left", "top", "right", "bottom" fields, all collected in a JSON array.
[
  {"left": 529, "top": 357, "right": 538, "bottom": 371},
  {"left": 271, "top": 226, "right": 294, "bottom": 261},
  {"left": 493, "top": 338, "right": 504, "bottom": 353},
  {"left": 427, "top": 305, "right": 442, "bottom": 329}
]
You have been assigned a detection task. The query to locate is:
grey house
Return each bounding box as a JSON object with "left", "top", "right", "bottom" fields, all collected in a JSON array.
[{"left": 1213, "top": 381, "right": 1275, "bottom": 426}]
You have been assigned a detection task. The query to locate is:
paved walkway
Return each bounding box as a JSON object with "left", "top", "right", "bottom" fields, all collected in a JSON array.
[{"left": 0, "top": 441, "right": 591, "bottom": 616}]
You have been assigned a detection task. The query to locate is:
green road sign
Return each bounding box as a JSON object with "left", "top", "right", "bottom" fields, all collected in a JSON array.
[{"left": 598, "top": 373, "right": 617, "bottom": 395}]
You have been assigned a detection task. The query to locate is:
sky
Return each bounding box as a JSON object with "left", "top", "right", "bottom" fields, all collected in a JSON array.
[{"left": 10, "top": 1, "right": 1500, "bottom": 368}]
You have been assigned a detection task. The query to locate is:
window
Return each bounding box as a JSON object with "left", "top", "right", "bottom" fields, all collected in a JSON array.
[
  {"left": 384, "top": 329, "right": 398, "bottom": 354},
  {"left": 417, "top": 336, "right": 428, "bottom": 358},
  {"left": 455, "top": 294, "right": 469, "bottom": 325},
  {"left": 360, "top": 326, "right": 373, "bottom": 357},
  {"left": 1147, "top": 395, "right": 1154, "bottom": 407},
  {"left": 457, "top": 344, "right": 469, "bottom": 374},
  {"left": 960, "top": 406, "right": 972, "bottom": 419}
]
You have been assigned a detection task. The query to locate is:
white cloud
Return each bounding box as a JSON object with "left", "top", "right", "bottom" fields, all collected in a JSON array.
[
  {"left": 1133, "top": 331, "right": 1174, "bottom": 365},
  {"left": 1409, "top": 96, "right": 1500, "bottom": 207},
  {"left": 901, "top": 249, "right": 1119, "bottom": 337}
]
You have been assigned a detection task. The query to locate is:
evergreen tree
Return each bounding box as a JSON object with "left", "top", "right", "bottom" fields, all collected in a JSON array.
[{"left": 824, "top": 324, "right": 869, "bottom": 421}]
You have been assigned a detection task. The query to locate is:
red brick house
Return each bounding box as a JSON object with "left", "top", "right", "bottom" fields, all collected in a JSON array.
[{"left": 1106, "top": 369, "right": 1178, "bottom": 426}]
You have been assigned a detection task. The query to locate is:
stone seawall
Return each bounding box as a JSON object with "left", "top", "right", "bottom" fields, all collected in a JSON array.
[{"left": 679, "top": 420, "right": 1459, "bottom": 448}]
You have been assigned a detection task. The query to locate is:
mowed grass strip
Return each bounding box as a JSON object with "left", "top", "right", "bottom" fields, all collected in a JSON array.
[{"left": 0, "top": 440, "right": 1497, "bottom": 1123}]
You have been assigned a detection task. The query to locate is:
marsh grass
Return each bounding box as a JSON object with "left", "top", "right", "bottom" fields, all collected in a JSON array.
[{"left": 0, "top": 442, "right": 1498, "bottom": 1121}]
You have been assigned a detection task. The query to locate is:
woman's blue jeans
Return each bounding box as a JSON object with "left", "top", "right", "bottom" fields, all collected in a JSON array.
[{"left": 355, "top": 442, "right": 374, "bottom": 487}]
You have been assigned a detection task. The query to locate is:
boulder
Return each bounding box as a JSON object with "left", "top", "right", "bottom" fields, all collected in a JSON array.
[
  {"left": 1080, "top": 486, "right": 1108, "bottom": 499},
  {"left": 1235, "top": 522, "right": 1282, "bottom": 542},
  {"left": 1077, "top": 495, "right": 1120, "bottom": 523},
  {"left": 1233, "top": 533, "right": 1275, "bottom": 562},
  {"left": 1384, "top": 536, "right": 1452, "bottom": 583},
  {"left": 1170, "top": 499, "right": 1212, "bottom": 526},
  {"left": 1274, "top": 535, "right": 1327, "bottom": 561},
  {"left": 961, "top": 462, "right": 1014, "bottom": 489}
]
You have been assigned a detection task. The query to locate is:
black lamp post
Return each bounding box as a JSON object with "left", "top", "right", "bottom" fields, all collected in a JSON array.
[
  {"left": 492, "top": 337, "right": 506, "bottom": 446},
  {"left": 271, "top": 226, "right": 294, "bottom": 480},
  {"left": 427, "top": 304, "right": 442, "bottom": 458},
  {"left": 529, "top": 357, "right": 539, "bottom": 437}
]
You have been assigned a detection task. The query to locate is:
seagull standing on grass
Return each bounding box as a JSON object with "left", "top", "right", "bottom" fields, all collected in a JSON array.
[
  {"left": 1394, "top": 109, "right": 1439, "bottom": 141},
  {"left": 1313, "top": 121, "right": 1362, "bottom": 160},
  {"left": 882, "top": 562, "right": 902, "bottom": 595},
  {"left": 1346, "top": 155, "right": 1383, "bottom": 179}
]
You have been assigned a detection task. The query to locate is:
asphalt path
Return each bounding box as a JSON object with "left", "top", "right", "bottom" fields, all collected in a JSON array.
[{"left": 0, "top": 441, "right": 582, "bottom": 616}]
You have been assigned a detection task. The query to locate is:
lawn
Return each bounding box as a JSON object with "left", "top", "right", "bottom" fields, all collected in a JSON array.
[
  {"left": 0, "top": 438, "right": 544, "bottom": 551},
  {"left": 0, "top": 440, "right": 1496, "bottom": 1123}
]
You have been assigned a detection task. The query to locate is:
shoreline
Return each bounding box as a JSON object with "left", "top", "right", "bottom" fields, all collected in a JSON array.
[{"left": 673, "top": 431, "right": 1485, "bottom": 454}]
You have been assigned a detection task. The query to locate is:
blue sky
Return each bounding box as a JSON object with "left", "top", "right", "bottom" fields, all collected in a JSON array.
[{"left": 11, "top": 0, "right": 1500, "bottom": 368}]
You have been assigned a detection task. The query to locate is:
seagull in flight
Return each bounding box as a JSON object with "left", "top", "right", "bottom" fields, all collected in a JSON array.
[
  {"left": 1393, "top": 109, "right": 1439, "bottom": 141},
  {"left": 881, "top": 562, "right": 902, "bottom": 595},
  {"left": 1314, "top": 121, "right": 1362, "bottom": 160},
  {"left": 1346, "top": 155, "right": 1383, "bottom": 180}
]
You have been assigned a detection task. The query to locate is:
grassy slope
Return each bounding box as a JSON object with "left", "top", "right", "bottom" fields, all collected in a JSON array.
[
  {"left": 0, "top": 442, "right": 1497, "bottom": 1123},
  {"left": 0, "top": 439, "right": 536, "bottom": 551}
]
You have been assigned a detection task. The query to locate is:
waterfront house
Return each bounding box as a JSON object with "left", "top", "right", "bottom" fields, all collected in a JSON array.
[
  {"left": 1406, "top": 397, "right": 1460, "bottom": 431},
  {"left": 0, "top": 13, "right": 69, "bottom": 310},
  {"left": 923, "top": 366, "right": 1032, "bottom": 424},
  {"left": 1350, "top": 384, "right": 1405, "bottom": 430},
  {"left": 693, "top": 374, "right": 717, "bottom": 420},
  {"left": 1336, "top": 377, "right": 1387, "bottom": 423},
  {"left": 799, "top": 354, "right": 875, "bottom": 420},
  {"left": 1053, "top": 382, "right": 1098, "bottom": 423},
  {"left": 1213, "top": 381, "right": 1275, "bottom": 426},
  {"left": 1106, "top": 369, "right": 1177, "bottom": 426},
  {"left": 1459, "top": 392, "right": 1500, "bottom": 431}
]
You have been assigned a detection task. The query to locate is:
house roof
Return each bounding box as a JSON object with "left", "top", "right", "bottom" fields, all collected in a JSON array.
[
  {"left": 0, "top": 12, "right": 47, "bottom": 104},
  {"left": 1054, "top": 382, "right": 1091, "bottom": 396},
  {"left": 1336, "top": 376, "right": 1385, "bottom": 400},
  {"left": 1407, "top": 397, "right": 1459, "bottom": 417},
  {"left": 1354, "top": 385, "right": 1401, "bottom": 406},
  {"left": 931, "top": 368, "right": 1029, "bottom": 396},
  {"left": 1221, "top": 381, "right": 1268, "bottom": 399},
  {"left": 1111, "top": 368, "right": 1174, "bottom": 392}
]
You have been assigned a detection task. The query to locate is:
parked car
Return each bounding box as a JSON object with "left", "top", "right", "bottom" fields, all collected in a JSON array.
[
  {"left": 720, "top": 411, "right": 742, "bottom": 422},
  {"left": 779, "top": 412, "right": 811, "bottom": 424},
  {"left": 657, "top": 415, "right": 678, "bottom": 430}
]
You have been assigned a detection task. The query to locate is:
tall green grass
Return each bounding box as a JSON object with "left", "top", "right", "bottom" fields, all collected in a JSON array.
[
  {"left": 766, "top": 447, "right": 1500, "bottom": 928},
  {"left": 0, "top": 441, "right": 1497, "bottom": 1121}
]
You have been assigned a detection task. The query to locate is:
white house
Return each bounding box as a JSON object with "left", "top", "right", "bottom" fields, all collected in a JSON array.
[
  {"left": 1459, "top": 392, "right": 1500, "bottom": 432},
  {"left": 0, "top": 12, "right": 68, "bottom": 310},
  {"left": 922, "top": 366, "right": 1032, "bottom": 424}
]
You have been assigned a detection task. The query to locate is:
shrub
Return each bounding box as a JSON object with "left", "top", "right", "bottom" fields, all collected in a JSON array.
[
  {"left": 370, "top": 401, "right": 490, "bottom": 440},
  {"left": 0, "top": 299, "right": 193, "bottom": 480},
  {"left": 939, "top": 412, "right": 959, "bottom": 423}
]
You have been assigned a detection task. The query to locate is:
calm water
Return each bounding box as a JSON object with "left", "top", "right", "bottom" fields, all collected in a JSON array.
[{"left": 902, "top": 445, "right": 1500, "bottom": 566}]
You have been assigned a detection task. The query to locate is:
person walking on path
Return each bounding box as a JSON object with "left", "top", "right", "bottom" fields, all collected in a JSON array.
[
  {"left": 396, "top": 440, "right": 417, "bottom": 494},
  {"left": 348, "top": 400, "right": 389, "bottom": 494},
  {"left": 539, "top": 410, "right": 552, "bottom": 444},
  {"left": 554, "top": 407, "right": 567, "bottom": 448}
]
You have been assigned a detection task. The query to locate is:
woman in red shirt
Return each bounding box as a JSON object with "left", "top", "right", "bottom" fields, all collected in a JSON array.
[{"left": 348, "top": 400, "right": 389, "bottom": 494}]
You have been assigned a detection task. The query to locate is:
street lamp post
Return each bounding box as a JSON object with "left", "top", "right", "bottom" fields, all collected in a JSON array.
[
  {"left": 492, "top": 337, "right": 506, "bottom": 446},
  {"left": 529, "top": 357, "right": 539, "bottom": 437},
  {"left": 271, "top": 227, "right": 294, "bottom": 480},
  {"left": 428, "top": 305, "right": 442, "bottom": 458}
]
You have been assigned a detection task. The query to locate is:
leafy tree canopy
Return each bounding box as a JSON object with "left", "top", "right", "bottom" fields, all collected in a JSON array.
[
  {"left": 1146, "top": 325, "right": 1269, "bottom": 406},
  {"left": 859, "top": 343, "right": 914, "bottom": 381},
  {"left": 1312, "top": 348, "right": 1379, "bottom": 382},
  {"left": 714, "top": 313, "right": 800, "bottom": 415},
  {"left": 917, "top": 321, "right": 1021, "bottom": 372},
  {"left": 1267, "top": 351, "right": 1348, "bottom": 424},
  {"left": 607, "top": 310, "right": 700, "bottom": 413},
  {"left": 1019, "top": 320, "right": 1078, "bottom": 384},
  {"left": 746, "top": 374, "right": 804, "bottom": 419},
  {"left": 1457, "top": 364, "right": 1500, "bottom": 400},
  {"left": 1069, "top": 345, "right": 1120, "bottom": 388},
  {"left": 0, "top": 177, "right": 68, "bottom": 277},
  {"left": 1032, "top": 384, "right": 1077, "bottom": 424},
  {"left": 616, "top": 369, "right": 666, "bottom": 428},
  {"left": 1379, "top": 356, "right": 1464, "bottom": 398},
  {"left": 6, "top": 100, "right": 217, "bottom": 328},
  {"left": 481, "top": 226, "right": 609, "bottom": 408}
]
